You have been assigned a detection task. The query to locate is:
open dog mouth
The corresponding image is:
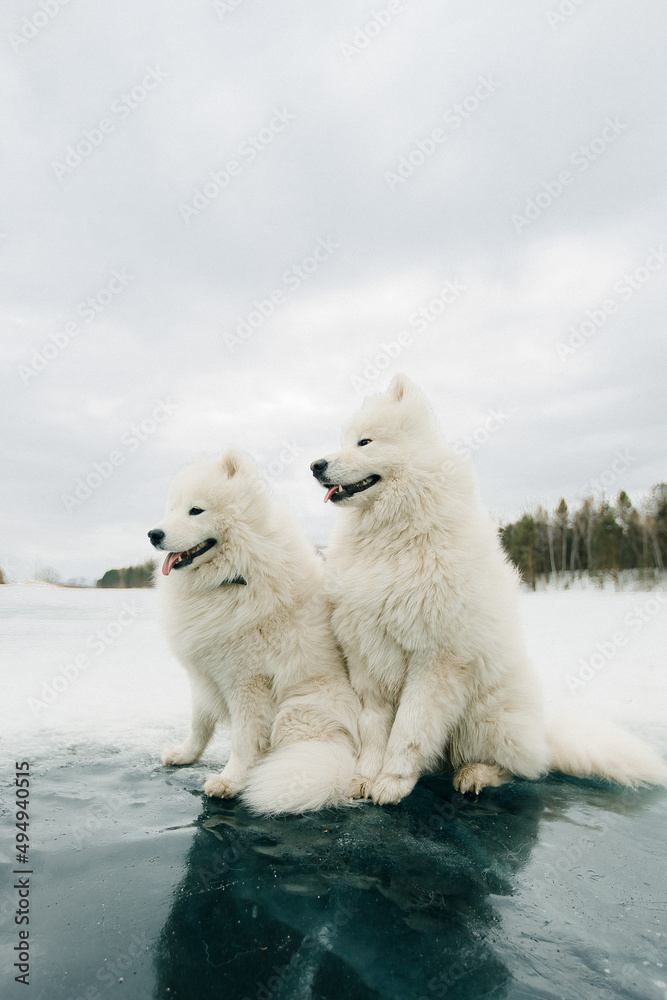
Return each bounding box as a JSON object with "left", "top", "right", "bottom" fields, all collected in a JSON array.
[
  {"left": 161, "top": 538, "right": 217, "bottom": 576},
  {"left": 322, "top": 475, "right": 381, "bottom": 503}
]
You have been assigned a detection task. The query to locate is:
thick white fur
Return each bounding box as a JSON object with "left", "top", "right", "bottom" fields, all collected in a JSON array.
[
  {"left": 546, "top": 712, "right": 667, "bottom": 788},
  {"left": 317, "top": 374, "right": 667, "bottom": 803},
  {"left": 152, "top": 448, "right": 360, "bottom": 815}
]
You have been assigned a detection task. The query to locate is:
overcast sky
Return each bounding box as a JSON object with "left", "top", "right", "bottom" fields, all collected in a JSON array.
[{"left": 2, "top": 0, "right": 666, "bottom": 583}]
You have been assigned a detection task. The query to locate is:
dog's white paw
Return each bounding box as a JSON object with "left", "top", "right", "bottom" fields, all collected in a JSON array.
[
  {"left": 162, "top": 744, "right": 199, "bottom": 766},
  {"left": 453, "top": 763, "right": 510, "bottom": 795},
  {"left": 203, "top": 775, "right": 242, "bottom": 799},
  {"left": 347, "top": 773, "right": 376, "bottom": 800},
  {"left": 370, "top": 773, "right": 417, "bottom": 805}
]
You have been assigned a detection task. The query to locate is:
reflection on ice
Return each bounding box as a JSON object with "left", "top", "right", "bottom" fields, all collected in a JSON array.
[{"left": 153, "top": 773, "right": 662, "bottom": 1000}]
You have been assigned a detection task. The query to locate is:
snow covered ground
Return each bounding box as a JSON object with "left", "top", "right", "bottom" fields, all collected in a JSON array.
[
  {"left": 1, "top": 581, "right": 665, "bottom": 757},
  {"left": 529, "top": 569, "right": 667, "bottom": 593}
]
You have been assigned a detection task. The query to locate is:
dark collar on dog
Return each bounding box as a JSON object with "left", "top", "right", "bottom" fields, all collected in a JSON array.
[{"left": 221, "top": 575, "right": 247, "bottom": 587}]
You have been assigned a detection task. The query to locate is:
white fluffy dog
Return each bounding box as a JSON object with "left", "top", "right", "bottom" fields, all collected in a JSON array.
[
  {"left": 311, "top": 374, "right": 667, "bottom": 804},
  {"left": 148, "top": 447, "right": 360, "bottom": 815}
]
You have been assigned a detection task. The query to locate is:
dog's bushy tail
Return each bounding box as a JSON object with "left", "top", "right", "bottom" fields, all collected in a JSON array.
[
  {"left": 241, "top": 737, "right": 357, "bottom": 816},
  {"left": 547, "top": 712, "right": 667, "bottom": 787}
]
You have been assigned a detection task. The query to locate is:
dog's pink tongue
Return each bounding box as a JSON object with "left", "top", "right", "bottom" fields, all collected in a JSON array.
[
  {"left": 162, "top": 552, "right": 182, "bottom": 576},
  {"left": 324, "top": 485, "right": 339, "bottom": 503}
]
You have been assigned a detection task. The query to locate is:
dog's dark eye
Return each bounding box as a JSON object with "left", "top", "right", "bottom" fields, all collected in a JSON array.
[
  {"left": 189, "top": 507, "right": 204, "bottom": 516},
  {"left": 357, "top": 439, "right": 372, "bottom": 447}
]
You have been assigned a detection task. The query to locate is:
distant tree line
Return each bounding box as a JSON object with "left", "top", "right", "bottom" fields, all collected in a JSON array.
[
  {"left": 96, "top": 561, "right": 154, "bottom": 589},
  {"left": 501, "top": 484, "right": 667, "bottom": 588}
]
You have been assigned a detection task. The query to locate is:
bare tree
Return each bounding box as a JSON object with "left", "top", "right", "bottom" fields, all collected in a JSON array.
[
  {"left": 555, "top": 497, "right": 568, "bottom": 573},
  {"left": 36, "top": 566, "right": 60, "bottom": 584}
]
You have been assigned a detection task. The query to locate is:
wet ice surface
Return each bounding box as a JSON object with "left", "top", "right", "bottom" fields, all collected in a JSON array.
[{"left": 1, "top": 585, "right": 666, "bottom": 1000}]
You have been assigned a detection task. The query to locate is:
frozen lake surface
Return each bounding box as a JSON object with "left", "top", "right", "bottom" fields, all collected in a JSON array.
[{"left": 1, "top": 584, "right": 666, "bottom": 999}]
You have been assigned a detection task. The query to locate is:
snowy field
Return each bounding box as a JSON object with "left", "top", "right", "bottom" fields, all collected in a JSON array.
[{"left": 2, "top": 582, "right": 665, "bottom": 757}]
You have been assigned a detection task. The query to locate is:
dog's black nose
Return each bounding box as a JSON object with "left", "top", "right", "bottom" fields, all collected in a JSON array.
[
  {"left": 147, "top": 528, "right": 165, "bottom": 546},
  {"left": 310, "top": 459, "right": 328, "bottom": 476}
]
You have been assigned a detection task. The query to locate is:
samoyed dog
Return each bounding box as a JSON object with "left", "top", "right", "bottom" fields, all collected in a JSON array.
[
  {"left": 311, "top": 374, "right": 667, "bottom": 804},
  {"left": 148, "top": 447, "right": 361, "bottom": 815}
]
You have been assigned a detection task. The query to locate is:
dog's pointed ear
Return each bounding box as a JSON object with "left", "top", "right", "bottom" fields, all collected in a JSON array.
[
  {"left": 219, "top": 446, "right": 246, "bottom": 478},
  {"left": 387, "top": 373, "right": 415, "bottom": 403}
]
